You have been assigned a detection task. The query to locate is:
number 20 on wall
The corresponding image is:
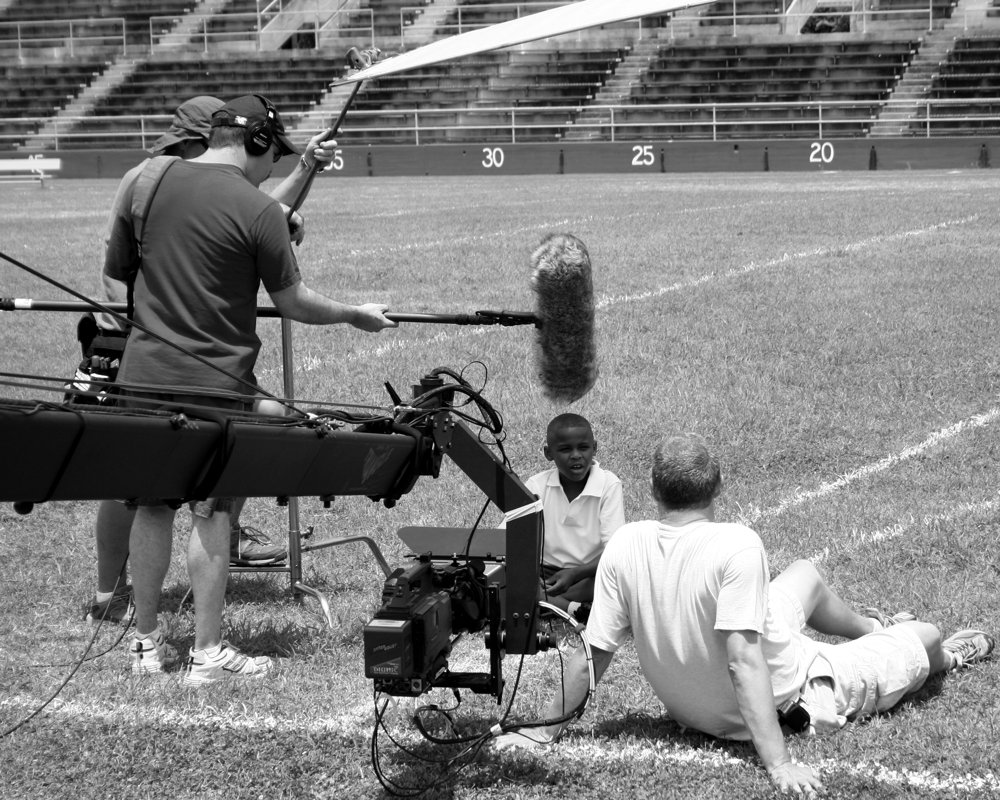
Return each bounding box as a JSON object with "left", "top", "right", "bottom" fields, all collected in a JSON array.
[{"left": 810, "top": 142, "right": 835, "bottom": 164}]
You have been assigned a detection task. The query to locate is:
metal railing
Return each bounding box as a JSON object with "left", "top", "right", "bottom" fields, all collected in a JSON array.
[
  {"left": 149, "top": 8, "right": 373, "bottom": 54},
  {"left": 3, "top": 99, "right": 998, "bottom": 151},
  {"left": 400, "top": 2, "right": 649, "bottom": 49},
  {"left": 652, "top": 0, "right": 974, "bottom": 37},
  {"left": 0, "top": 17, "right": 127, "bottom": 58},
  {"left": 291, "top": 97, "right": 1000, "bottom": 143}
]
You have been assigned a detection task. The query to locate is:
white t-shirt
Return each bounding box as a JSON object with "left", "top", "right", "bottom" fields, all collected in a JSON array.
[
  {"left": 523, "top": 462, "right": 624, "bottom": 569},
  {"left": 586, "top": 519, "right": 817, "bottom": 740}
]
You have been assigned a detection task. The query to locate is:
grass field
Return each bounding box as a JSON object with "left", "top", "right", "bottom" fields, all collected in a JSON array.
[{"left": 1, "top": 170, "right": 999, "bottom": 799}]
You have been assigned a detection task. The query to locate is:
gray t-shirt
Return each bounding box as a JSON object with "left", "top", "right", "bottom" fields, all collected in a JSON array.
[{"left": 104, "top": 160, "right": 300, "bottom": 393}]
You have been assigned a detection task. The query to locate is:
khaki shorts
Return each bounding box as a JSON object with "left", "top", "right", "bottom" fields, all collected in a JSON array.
[
  {"left": 121, "top": 389, "right": 249, "bottom": 518},
  {"left": 770, "top": 582, "right": 930, "bottom": 726}
]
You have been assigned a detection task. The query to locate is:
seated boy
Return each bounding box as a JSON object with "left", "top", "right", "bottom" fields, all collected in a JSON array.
[{"left": 520, "top": 413, "right": 624, "bottom": 621}]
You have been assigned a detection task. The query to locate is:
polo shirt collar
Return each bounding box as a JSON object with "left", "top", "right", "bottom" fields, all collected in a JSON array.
[{"left": 545, "top": 460, "right": 604, "bottom": 497}]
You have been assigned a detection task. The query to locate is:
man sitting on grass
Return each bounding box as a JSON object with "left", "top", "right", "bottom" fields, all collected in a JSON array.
[{"left": 496, "top": 432, "right": 994, "bottom": 795}]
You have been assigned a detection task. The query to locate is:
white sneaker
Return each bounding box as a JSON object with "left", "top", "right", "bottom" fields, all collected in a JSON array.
[
  {"left": 942, "top": 629, "right": 995, "bottom": 669},
  {"left": 129, "top": 627, "right": 178, "bottom": 674},
  {"left": 181, "top": 640, "right": 273, "bottom": 687}
]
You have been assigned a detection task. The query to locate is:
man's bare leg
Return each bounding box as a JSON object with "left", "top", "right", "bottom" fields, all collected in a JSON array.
[
  {"left": 775, "top": 561, "right": 977, "bottom": 674},
  {"left": 188, "top": 509, "right": 232, "bottom": 651},
  {"left": 772, "top": 560, "right": 874, "bottom": 640},
  {"left": 95, "top": 499, "right": 135, "bottom": 594},
  {"left": 129, "top": 505, "right": 176, "bottom": 635}
]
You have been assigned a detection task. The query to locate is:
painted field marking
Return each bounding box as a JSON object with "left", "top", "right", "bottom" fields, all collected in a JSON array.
[
  {"left": 742, "top": 407, "right": 1000, "bottom": 526},
  {"left": 341, "top": 199, "right": 778, "bottom": 258},
  {"left": 5, "top": 695, "right": 998, "bottom": 794},
  {"left": 263, "top": 214, "right": 982, "bottom": 382},
  {"left": 808, "top": 497, "right": 1000, "bottom": 565},
  {"left": 345, "top": 218, "right": 571, "bottom": 257},
  {"left": 595, "top": 214, "right": 979, "bottom": 311}
]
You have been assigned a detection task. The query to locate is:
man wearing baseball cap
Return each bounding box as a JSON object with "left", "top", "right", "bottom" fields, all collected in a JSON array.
[
  {"left": 148, "top": 94, "right": 226, "bottom": 158},
  {"left": 86, "top": 95, "right": 343, "bottom": 633},
  {"left": 97, "top": 95, "right": 391, "bottom": 687},
  {"left": 209, "top": 94, "right": 301, "bottom": 159}
]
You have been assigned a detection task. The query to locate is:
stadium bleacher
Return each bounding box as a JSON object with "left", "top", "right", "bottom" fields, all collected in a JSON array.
[
  {"left": 62, "top": 52, "right": 348, "bottom": 149},
  {"left": 0, "top": 0, "right": 998, "bottom": 151},
  {"left": 0, "top": 0, "right": 199, "bottom": 51},
  {"left": 618, "top": 34, "right": 920, "bottom": 139},
  {"left": 0, "top": 59, "right": 111, "bottom": 146},
  {"left": 923, "top": 34, "right": 1000, "bottom": 135},
  {"left": 341, "top": 44, "right": 626, "bottom": 143}
]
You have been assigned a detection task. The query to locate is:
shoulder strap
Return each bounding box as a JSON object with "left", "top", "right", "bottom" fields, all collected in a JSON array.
[
  {"left": 130, "top": 155, "right": 179, "bottom": 250},
  {"left": 126, "top": 155, "right": 179, "bottom": 321}
]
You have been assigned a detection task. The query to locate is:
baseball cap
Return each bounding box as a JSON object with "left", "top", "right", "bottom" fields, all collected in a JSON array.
[
  {"left": 210, "top": 94, "right": 301, "bottom": 156},
  {"left": 149, "top": 95, "right": 225, "bottom": 155}
]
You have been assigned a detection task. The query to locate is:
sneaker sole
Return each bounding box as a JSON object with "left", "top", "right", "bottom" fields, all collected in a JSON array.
[
  {"left": 230, "top": 557, "right": 286, "bottom": 567},
  {"left": 132, "top": 663, "right": 170, "bottom": 675},
  {"left": 131, "top": 655, "right": 178, "bottom": 674},
  {"left": 181, "top": 665, "right": 273, "bottom": 687}
]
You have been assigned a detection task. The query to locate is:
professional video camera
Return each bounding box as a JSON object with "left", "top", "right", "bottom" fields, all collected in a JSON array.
[
  {"left": 364, "top": 551, "right": 504, "bottom": 697},
  {"left": 356, "top": 367, "right": 558, "bottom": 703}
]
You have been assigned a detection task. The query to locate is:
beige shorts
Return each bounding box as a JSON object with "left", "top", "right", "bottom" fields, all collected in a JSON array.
[
  {"left": 121, "top": 389, "right": 248, "bottom": 518},
  {"left": 770, "top": 582, "right": 930, "bottom": 726}
]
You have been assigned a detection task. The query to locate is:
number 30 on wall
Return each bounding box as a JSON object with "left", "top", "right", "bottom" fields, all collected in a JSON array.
[
  {"left": 482, "top": 147, "right": 505, "bottom": 168},
  {"left": 810, "top": 142, "right": 835, "bottom": 164}
]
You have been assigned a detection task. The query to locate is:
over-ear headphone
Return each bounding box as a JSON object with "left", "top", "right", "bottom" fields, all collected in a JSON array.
[
  {"left": 243, "top": 94, "right": 276, "bottom": 156},
  {"left": 211, "top": 95, "right": 278, "bottom": 156}
]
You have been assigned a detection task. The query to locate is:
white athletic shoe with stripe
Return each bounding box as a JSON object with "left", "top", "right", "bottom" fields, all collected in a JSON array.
[
  {"left": 181, "top": 641, "right": 273, "bottom": 686},
  {"left": 129, "top": 627, "right": 179, "bottom": 674}
]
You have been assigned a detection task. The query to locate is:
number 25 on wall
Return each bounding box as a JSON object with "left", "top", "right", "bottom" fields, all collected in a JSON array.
[{"left": 632, "top": 145, "right": 655, "bottom": 167}]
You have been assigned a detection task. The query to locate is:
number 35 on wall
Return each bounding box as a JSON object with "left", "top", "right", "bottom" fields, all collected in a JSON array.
[{"left": 810, "top": 142, "right": 835, "bottom": 164}]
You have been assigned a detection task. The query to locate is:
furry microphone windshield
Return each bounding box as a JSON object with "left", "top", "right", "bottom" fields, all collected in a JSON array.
[{"left": 531, "top": 233, "right": 598, "bottom": 404}]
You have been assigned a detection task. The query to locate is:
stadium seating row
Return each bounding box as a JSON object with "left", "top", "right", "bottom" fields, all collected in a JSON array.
[{"left": 0, "top": 0, "right": 998, "bottom": 149}]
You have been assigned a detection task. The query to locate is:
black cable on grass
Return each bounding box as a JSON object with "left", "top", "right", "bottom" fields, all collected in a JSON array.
[
  {"left": 369, "top": 601, "right": 531, "bottom": 793},
  {"left": 26, "top": 612, "right": 133, "bottom": 670},
  {"left": 368, "top": 520, "right": 591, "bottom": 791},
  {"left": 1, "top": 574, "right": 130, "bottom": 736},
  {"left": 371, "top": 693, "right": 495, "bottom": 798}
]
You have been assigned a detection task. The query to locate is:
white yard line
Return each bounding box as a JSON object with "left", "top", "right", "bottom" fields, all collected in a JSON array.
[
  {"left": 14, "top": 212, "right": 994, "bottom": 791},
  {"left": 595, "top": 214, "right": 979, "bottom": 311},
  {"left": 740, "top": 407, "right": 1000, "bottom": 527},
  {"left": 808, "top": 497, "right": 1000, "bottom": 565},
  {"left": 5, "top": 696, "right": 998, "bottom": 793},
  {"left": 344, "top": 218, "right": 571, "bottom": 257},
  {"left": 264, "top": 214, "right": 980, "bottom": 381},
  {"left": 339, "top": 199, "right": 779, "bottom": 258}
]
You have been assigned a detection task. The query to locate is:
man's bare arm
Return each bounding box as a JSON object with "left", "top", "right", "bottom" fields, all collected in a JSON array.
[
  {"left": 268, "top": 282, "right": 397, "bottom": 331},
  {"left": 495, "top": 644, "right": 615, "bottom": 747},
  {"left": 268, "top": 131, "right": 336, "bottom": 208},
  {"left": 725, "top": 630, "right": 824, "bottom": 795}
]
